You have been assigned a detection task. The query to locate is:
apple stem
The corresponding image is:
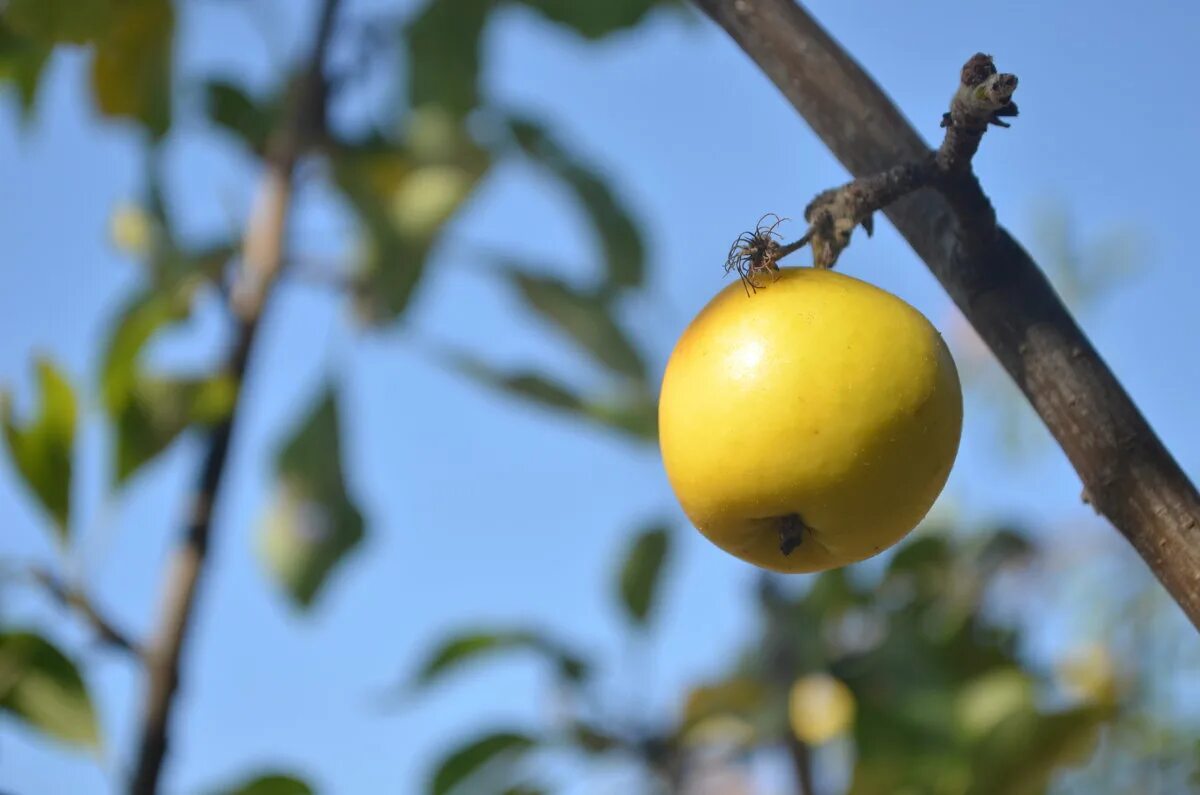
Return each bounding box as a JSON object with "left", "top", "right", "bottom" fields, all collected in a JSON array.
[{"left": 721, "top": 52, "right": 1018, "bottom": 271}]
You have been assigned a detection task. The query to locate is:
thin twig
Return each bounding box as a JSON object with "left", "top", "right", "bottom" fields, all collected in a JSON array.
[
  {"left": 937, "top": 52, "right": 1019, "bottom": 171},
  {"left": 695, "top": 0, "right": 1200, "bottom": 630},
  {"left": 730, "top": 54, "right": 1015, "bottom": 270},
  {"left": 30, "top": 568, "right": 142, "bottom": 658},
  {"left": 127, "top": 2, "right": 342, "bottom": 793},
  {"left": 801, "top": 157, "right": 936, "bottom": 267}
]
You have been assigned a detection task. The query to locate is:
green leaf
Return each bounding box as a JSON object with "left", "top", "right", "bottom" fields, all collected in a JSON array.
[
  {"left": 567, "top": 721, "right": 621, "bottom": 755},
  {"left": 447, "top": 353, "right": 655, "bottom": 442},
  {"left": 503, "top": 267, "right": 645, "bottom": 381},
  {"left": 3, "top": 0, "right": 113, "bottom": 45},
  {"left": 973, "top": 527, "right": 1035, "bottom": 574},
  {"left": 0, "top": 630, "right": 100, "bottom": 748},
  {"left": 507, "top": 117, "right": 645, "bottom": 291},
  {"left": 514, "top": 0, "right": 669, "bottom": 39},
  {"left": 415, "top": 629, "right": 587, "bottom": 688},
  {"left": 90, "top": 0, "right": 173, "bottom": 136},
  {"left": 616, "top": 524, "right": 671, "bottom": 626},
  {"left": 1, "top": 358, "right": 76, "bottom": 540},
  {"left": 100, "top": 287, "right": 232, "bottom": 484},
  {"left": 0, "top": 19, "right": 52, "bottom": 116},
  {"left": 207, "top": 772, "right": 314, "bottom": 795},
  {"left": 101, "top": 289, "right": 192, "bottom": 414},
  {"left": 111, "top": 376, "right": 235, "bottom": 484},
  {"left": 884, "top": 533, "right": 953, "bottom": 601},
  {"left": 430, "top": 730, "right": 535, "bottom": 795},
  {"left": 332, "top": 121, "right": 489, "bottom": 322},
  {"left": 679, "top": 676, "right": 769, "bottom": 739},
  {"left": 969, "top": 705, "right": 1112, "bottom": 795},
  {"left": 204, "top": 79, "right": 280, "bottom": 154},
  {"left": 464, "top": 366, "right": 585, "bottom": 413},
  {"left": 682, "top": 677, "right": 769, "bottom": 727},
  {"left": 153, "top": 240, "right": 235, "bottom": 292},
  {"left": 259, "top": 386, "right": 364, "bottom": 609},
  {"left": 956, "top": 668, "right": 1035, "bottom": 739},
  {"left": 406, "top": 0, "right": 493, "bottom": 117},
  {"left": 418, "top": 630, "right": 535, "bottom": 683},
  {"left": 583, "top": 390, "right": 657, "bottom": 442}
]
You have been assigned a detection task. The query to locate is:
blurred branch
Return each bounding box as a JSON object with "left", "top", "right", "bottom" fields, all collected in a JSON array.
[
  {"left": 759, "top": 576, "right": 817, "bottom": 795},
  {"left": 128, "top": 1, "right": 343, "bottom": 793},
  {"left": 694, "top": 0, "right": 1200, "bottom": 632},
  {"left": 786, "top": 734, "right": 816, "bottom": 795},
  {"left": 30, "top": 567, "right": 143, "bottom": 658}
]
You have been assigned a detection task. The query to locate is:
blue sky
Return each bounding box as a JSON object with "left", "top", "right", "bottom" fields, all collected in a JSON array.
[{"left": 2, "top": 0, "right": 1199, "bottom": 792}]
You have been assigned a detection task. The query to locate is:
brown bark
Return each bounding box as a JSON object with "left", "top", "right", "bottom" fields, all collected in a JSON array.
[{"left": 694, "top": 0, "right": 1200, "bottom": 630}]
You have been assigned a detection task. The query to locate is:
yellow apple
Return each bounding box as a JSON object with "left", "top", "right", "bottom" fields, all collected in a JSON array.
[{"left": 658, "top": 267, "right": 962, "bottom": 572}]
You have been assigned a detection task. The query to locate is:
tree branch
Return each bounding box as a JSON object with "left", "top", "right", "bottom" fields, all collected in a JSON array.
[
  {"left": 31, "top": 568, "right": 142, "bottom": 658},
  {"left": 696, "top": 0, "right": 1200, "bottom": 631},
  {"left": 127, "top": 2, "right": 342, "bottom": 792}
]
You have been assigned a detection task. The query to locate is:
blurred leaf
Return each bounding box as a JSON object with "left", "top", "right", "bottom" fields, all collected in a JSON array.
[
  {"left": 101, "top": 288, "right": 192, "bottom": 413},
  {"left": 415, "top": 629, "right": 588, "bottom": 688},
  {"left": 616, "top": 524, "right": 670, "bottom": 626},
  {"left": 101, "top": 287, "right": 232, "bottom": 484},
  {"left": 447, "top": 353, "right": 655, "bottom": 442},
  {"left": 973, "top": 527, "right": 1035, "bottom": 574},
  {"left": 406, "top": 0, "right": 492, "bottom": 117},
  {"left": 90, "top": 0, "right": 173, "bottom": 136},
  {"left": 887, "top": 533, "right": 952, "bottom": 577},
  {"left": 883, "top": 533, "right": 953, "bottom": 601},
  {"left": 970, "top": 706, "right": 1112, "bottom": 795},
  {"left": 455, "top": 359, "right": 584, "bottom": 412},
  {"left": 680, "top": 676, "right": 768, "bottom": 735},
  {"left": 0, "top": 19, "right": 52, "bottom": 115},
  {"left": 157, "top": 240, "right": 236, "bottom": 288},
  {"left": 260, "top": 485, "right": 362, "bottom": 609},
  {"left": 1032, "top": 203, "right": 1142, "bottom": 310},
  {"left": 803, "top": 567, "right": 862, "bottom": 615},
  {"left": 111, "top": 376, "right": 235, "bottom": 484},
  {"left": 259, "top": 386, "right": 364, "bottom": 608},
  {"left": 583, "top": 390, "right": 657, "bottom": 442},
  {"left": 1, "top": 358, "right": 76, "bottom": 539},
  {"left": 332, "top": 121, "right": 489, "bottom": 322},
  {"left": 430, "top": 730, "right": 535, "bottom": 795},
  {"left": 567, "top": 721, "right": 621, "bottom": 755},
  {"left": 204, "top": 79, "right": 280, "bottom": 154},
  {"left": 3, "top": 0, "right": 112, "bottom": 44},
  {"left": 506, "top": 117, "right": 644, "bottom": 291},
  {"left": 514, "top": 0, "right": 670, "bottom": 38},
  {"left": 208, "top": 773, "right": 313, "bottom": 795},
  {"left": 0, "top": 630, "right": 100, "bottom": 748},
  {"left": 503, "top": 266, "right": 645, "bottom": 381},
  {"left": 417, "top": 631, "right": 536, "bottom": 684},
  {"left": 956, "top": 668, "right": 1034, "bottom": 739},
  {"left": 1056, "top": 644, "right": 1121, "bottom": 706}
]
